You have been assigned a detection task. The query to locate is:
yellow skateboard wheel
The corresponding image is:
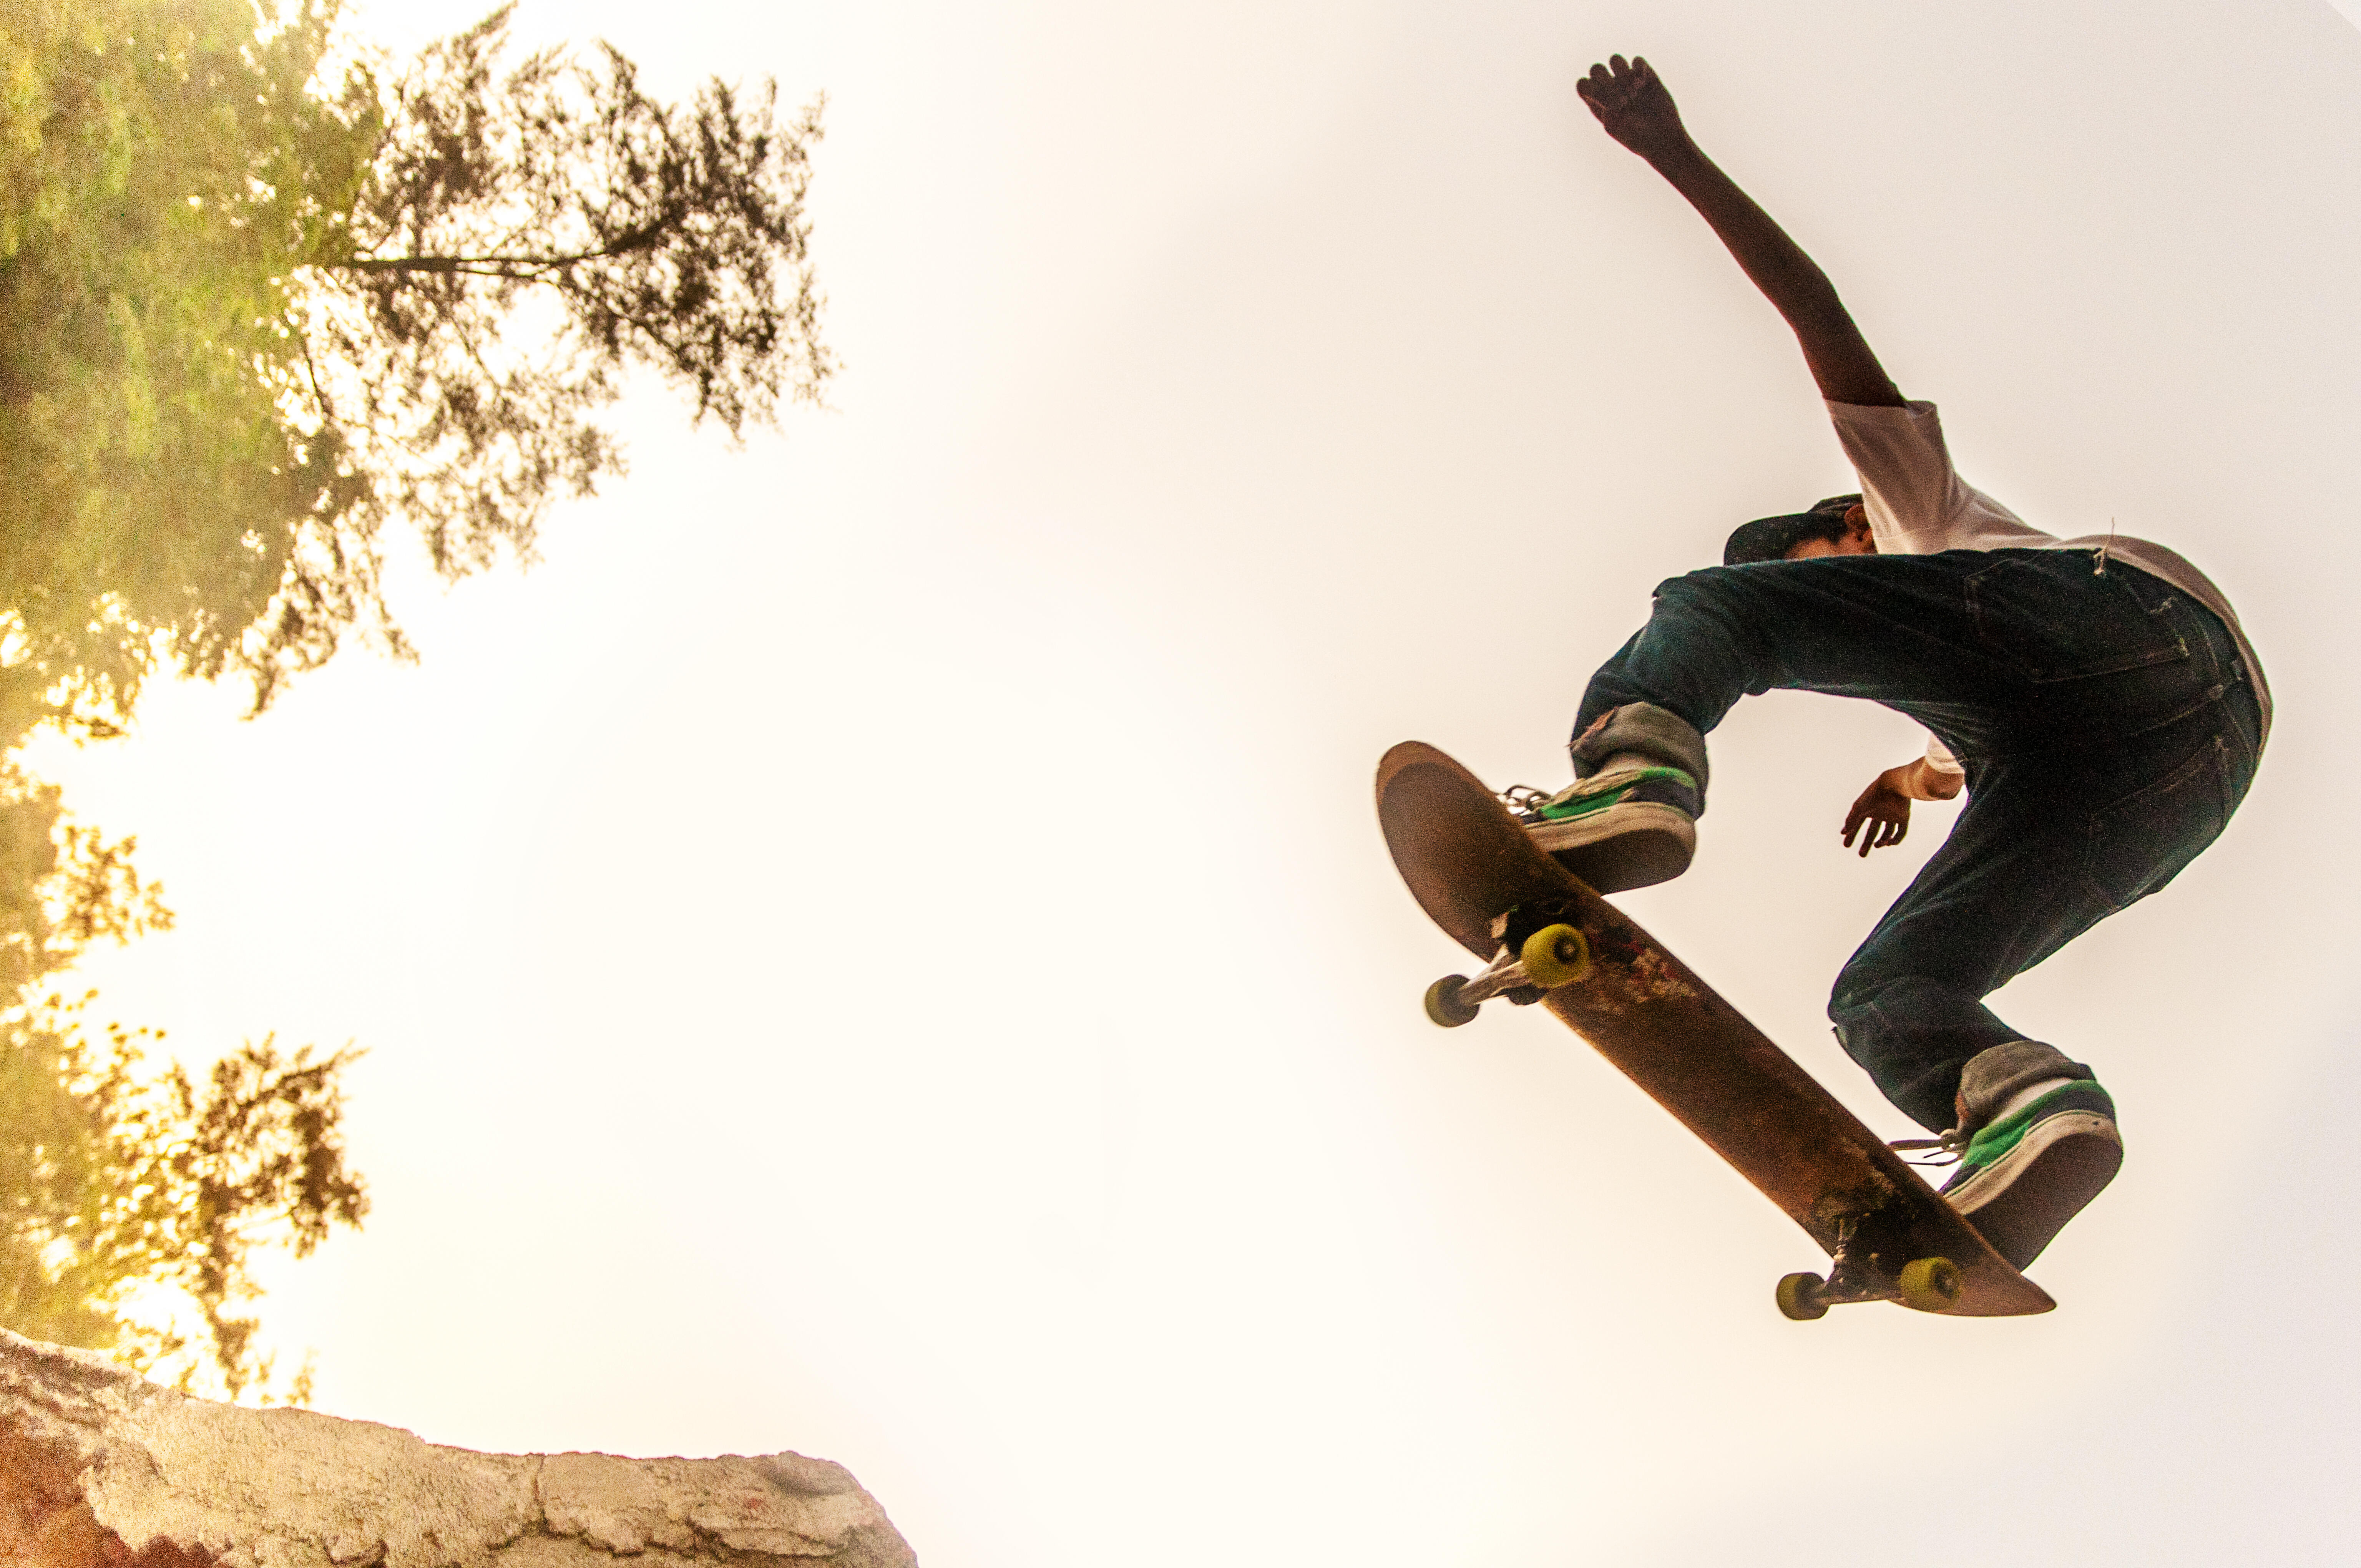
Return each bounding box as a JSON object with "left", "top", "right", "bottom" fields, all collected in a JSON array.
[
  {"left": 1898, "top": 1256, "right": 1963, "bottom": 1312},
  {"left": 1775, "top": 1271, "right": 1829, "bottom": 1321},
  {"left": 1424, "top": 976, "right": 1480, "bottom": 1028},
  {"left": 1519, "top": 923, "right": 1591, "bottom": 988}
]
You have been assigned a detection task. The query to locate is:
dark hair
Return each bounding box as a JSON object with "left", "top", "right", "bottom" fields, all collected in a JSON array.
[{"left": 1721, "top": 493, "right": 1864, "bottom": 565}]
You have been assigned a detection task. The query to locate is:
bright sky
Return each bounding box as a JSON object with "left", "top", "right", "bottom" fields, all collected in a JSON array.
[{"left": 28, "top": 1, "right": 2361, "bottom": 1563}]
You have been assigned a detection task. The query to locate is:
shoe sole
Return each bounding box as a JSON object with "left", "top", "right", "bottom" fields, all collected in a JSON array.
[
  {"left": 1943, "top": 1111, "right": 2124, "bottom": 1271},
  {"left": 1525, "top": 803, "right": 1696, "bottom": 894}
]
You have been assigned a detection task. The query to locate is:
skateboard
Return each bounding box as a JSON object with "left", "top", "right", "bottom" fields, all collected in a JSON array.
[{"left": 1376, "top": 741, "right": 2054, "bottom": 1321}]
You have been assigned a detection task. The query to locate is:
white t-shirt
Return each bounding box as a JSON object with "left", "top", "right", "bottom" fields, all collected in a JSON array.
[{"left": 1827, "top": 399, "right": 2271, "bottom": 771}]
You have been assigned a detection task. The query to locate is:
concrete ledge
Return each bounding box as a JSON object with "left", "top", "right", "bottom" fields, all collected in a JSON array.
[{"left": 0, "top": 1329, "right": 915, "bottom": 1568}]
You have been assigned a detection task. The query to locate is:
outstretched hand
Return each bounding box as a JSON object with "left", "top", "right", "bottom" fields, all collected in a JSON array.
[
  {"left": 1576, "top": 55, "right": 1692, "bottom": 163},
  {"left": 1841, "top": 767, "right": 1916, "bottom": 857}
]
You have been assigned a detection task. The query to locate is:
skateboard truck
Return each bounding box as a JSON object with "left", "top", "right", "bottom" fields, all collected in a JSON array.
[
  {"left": 1423, "top": 907, "right": 1594, "bottom": 1027},
  {"left": 1775, "top": 1217, "right": 1964, "bottom": 1321}
]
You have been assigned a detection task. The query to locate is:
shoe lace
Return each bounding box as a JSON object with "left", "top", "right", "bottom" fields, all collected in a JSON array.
[
  {"left": 1889, "top": 1128, "right": 1966, "bottom": 1167},
  {"left": 1499, "top": 784, "right": 1552, "bottom": 815}
]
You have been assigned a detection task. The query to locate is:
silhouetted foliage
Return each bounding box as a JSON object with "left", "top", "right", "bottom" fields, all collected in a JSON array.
[
  {"left": 0, "top": 997, "right": 367, "bottom": 1400},
  {"left": 0, "top": 828, "right": 364, "bottom": 1404},
  {"left": 0, "top": 766, "right": 172, "bottom": 996},
  {"left": 0, "top": 0, "right": 802, "bottom": 1397},
  {"left": 1, "top": 0, "right": 828, "bottom": 726}
]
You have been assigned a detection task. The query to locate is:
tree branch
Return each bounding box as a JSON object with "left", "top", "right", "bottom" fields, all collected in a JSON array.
[{"left": 330, "top": 215, "right": 674, "bottom": 277}]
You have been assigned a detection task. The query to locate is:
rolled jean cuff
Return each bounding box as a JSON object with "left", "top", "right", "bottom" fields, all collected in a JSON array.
[
  {"left": 1571, "top": 701, "right": 1710, "bottom": 798},
  {"left": 1956, "top": 1040, "right": 2094, "bottom": 1133}
]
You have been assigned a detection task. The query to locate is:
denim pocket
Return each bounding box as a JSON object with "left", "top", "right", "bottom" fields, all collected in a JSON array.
[
  {"left": 1966, "top": 554, "right": 2189, "bottom": 683},
  {"left": 2083, "top": 738, "right": 2233, "bottom": 912}
]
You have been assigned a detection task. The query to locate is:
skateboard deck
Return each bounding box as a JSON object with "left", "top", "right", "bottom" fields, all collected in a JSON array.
[{"left": 1377, "top": 741, "right": 2054, "bottom": 1320}]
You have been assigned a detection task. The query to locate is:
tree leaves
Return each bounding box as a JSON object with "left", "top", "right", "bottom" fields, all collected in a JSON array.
[
  {"left": 0, "top": 0, "right": 830, "bottom": 723},
  {"left": 0, "top": 0, "right": 380, "bottom": 730},
  {"left": 0, "top": 996, "right": 367, "bottom": 1401},
  {"left": 0, "top": 776, "right": 355, "bottom": 1401},
  {"left": 0, "top": 0, "right": 804, "bottom": 1401}
]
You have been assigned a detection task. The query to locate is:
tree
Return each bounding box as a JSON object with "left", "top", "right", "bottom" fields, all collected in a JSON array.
[
  {"left": 0, "top": 786, "right": 363, "bottom": 1400},
  {"left": 0, "top": 0, "right": 756, "bottom": 1390},
  {"left": 0, "top": 0, "right": 829, "bottom": 732},
  {"left": 0, "top": 997, "right": 367, "bottom": 1400},
  {"left": 0, "top": 0, "right": 817, "bottom": 1389}
]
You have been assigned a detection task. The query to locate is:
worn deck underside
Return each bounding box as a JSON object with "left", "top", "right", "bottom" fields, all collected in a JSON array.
[{"left": 1377, "top": 741, "right": 2053, "bottom": 1318}]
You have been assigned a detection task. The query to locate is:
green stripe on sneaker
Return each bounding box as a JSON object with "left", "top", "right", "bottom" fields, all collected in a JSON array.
[
  {"left": 1956, "top": 1081, "right": 2118, "bottom": 1175},
  {"left": 1537, "top": 766, "right": 1697, "bottom": 821}
]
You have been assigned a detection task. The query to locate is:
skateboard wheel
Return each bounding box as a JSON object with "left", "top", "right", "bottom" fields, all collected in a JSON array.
[
  {"left": 1898, "top": 1256, "right": 1963, "bottom": 1312},
  {"left": 1775, "top": 1272, "right": 1830, "bottom": 1322},
  {"left": 1424, "top": 976, "right": 1481, "bottom": 1028},
  {"left": 1519, "top": 924, "right": 1591, "bottom": 989}
]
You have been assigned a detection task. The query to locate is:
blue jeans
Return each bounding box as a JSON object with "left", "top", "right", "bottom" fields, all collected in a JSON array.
[{"left": 1575, "top": 549, "right": 2261, "bottom": 1132}]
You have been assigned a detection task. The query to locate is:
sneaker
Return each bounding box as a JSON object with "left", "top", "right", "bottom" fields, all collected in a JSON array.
[
  {"left": 1516, "top": 761, "right": 1699, "bottom": 894},
  {"left": 1939, "top": 1080, "right": 2124, "bottom": 1270}
]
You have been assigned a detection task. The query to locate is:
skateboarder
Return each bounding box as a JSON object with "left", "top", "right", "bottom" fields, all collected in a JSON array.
[{"left": 1524, "top": 56, "right": 2269, "bottom": 1269}]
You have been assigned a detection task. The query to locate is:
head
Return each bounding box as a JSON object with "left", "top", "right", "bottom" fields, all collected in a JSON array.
[{"left": 1722, "top": 493, "right": 1875, "bottom": 565}]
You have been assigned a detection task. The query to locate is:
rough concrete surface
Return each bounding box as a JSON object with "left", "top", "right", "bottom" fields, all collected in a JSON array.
[{"left": 0, "top": 1330, "right": 915, "bottom": 1568}]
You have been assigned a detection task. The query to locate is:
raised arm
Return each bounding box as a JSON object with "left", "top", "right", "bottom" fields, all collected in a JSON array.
[{"left": 1577, "top": 55, "right": 1904, "bottom": 409}]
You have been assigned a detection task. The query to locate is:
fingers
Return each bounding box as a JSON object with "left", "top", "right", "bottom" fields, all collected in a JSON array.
[
  {"left": 1841, "top": 795, "right": 1910, "bottom": 856},
  {"left": 1849, "top": 813, "right": 1909, "bottom": 856},
  {"left": 1577, "top": 54, "right": 1645, "bottom": 110}
]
